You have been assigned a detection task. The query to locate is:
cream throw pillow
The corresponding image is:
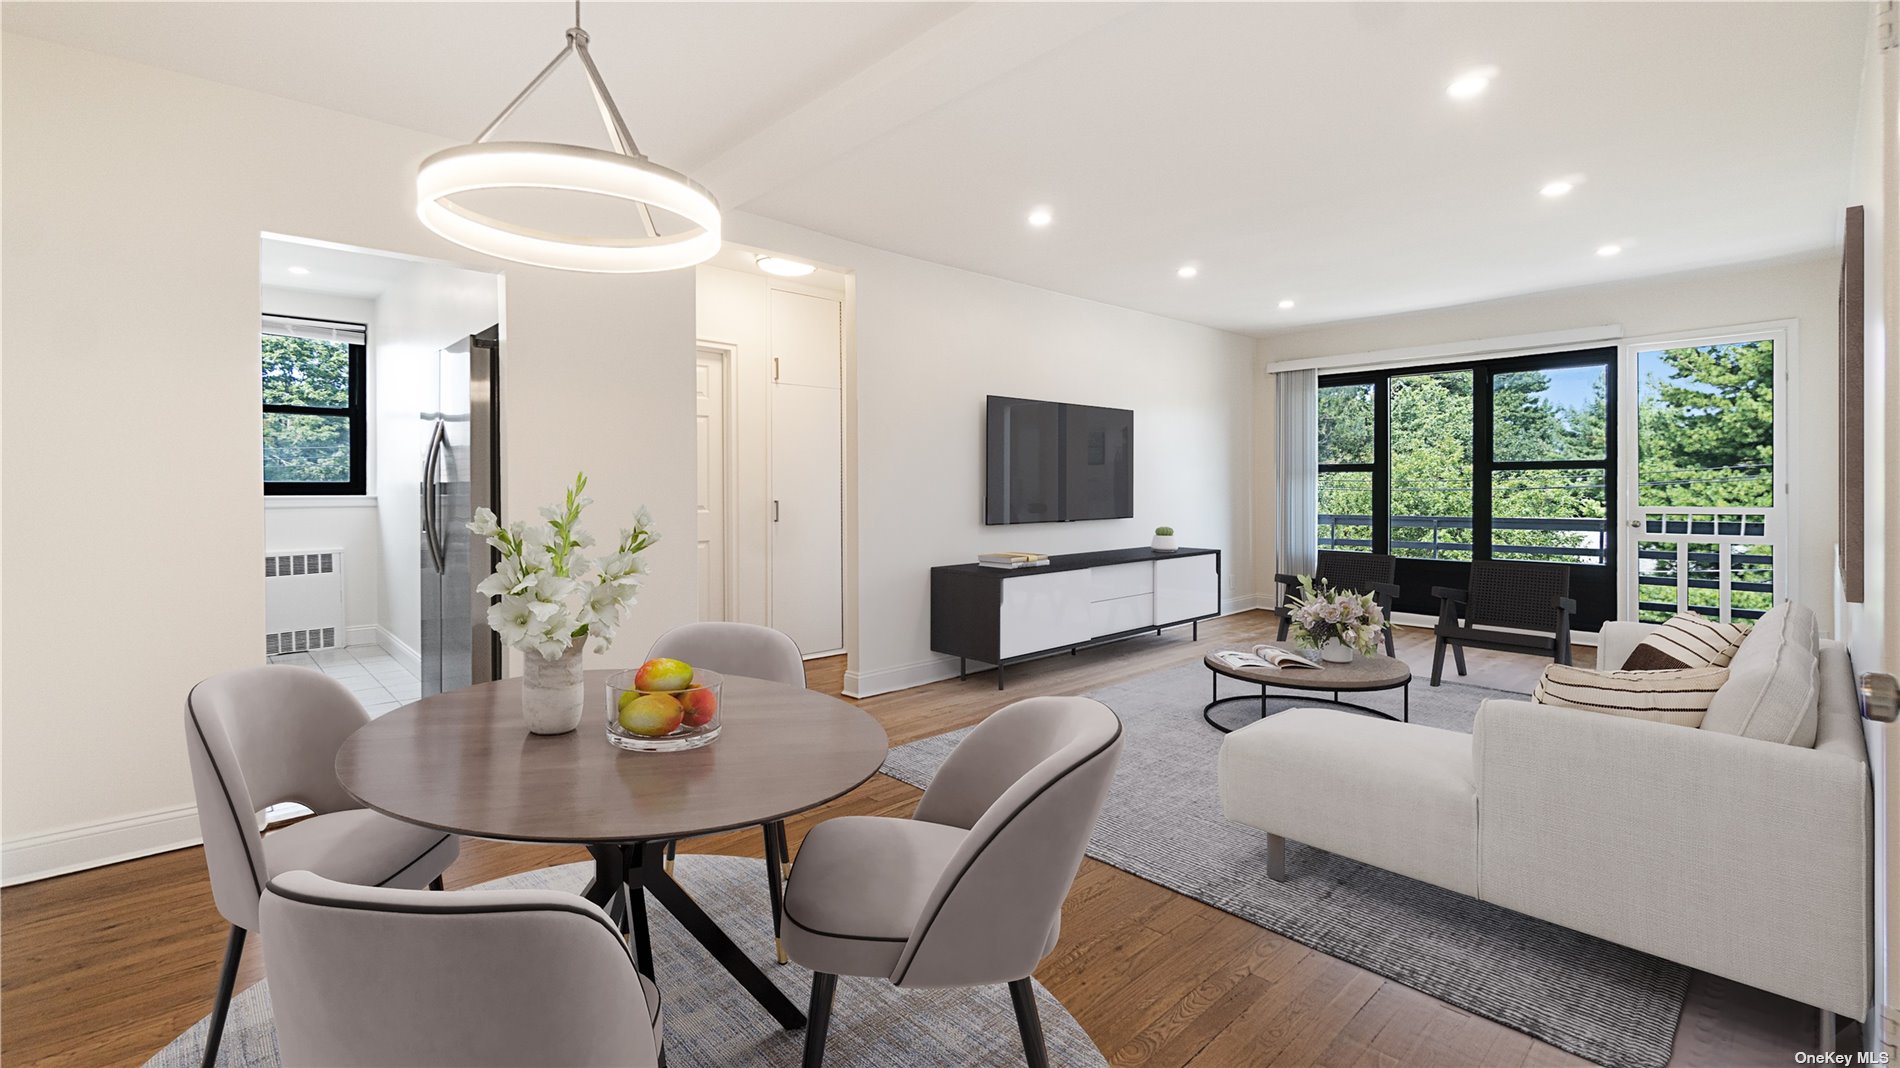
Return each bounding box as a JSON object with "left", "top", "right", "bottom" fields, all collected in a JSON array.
[
  {"left": 1532, "top": 664, "right": 1729, "bottom": 728},
  {"left": 1620, "top": 613, "right": 1751, "bottom": 670}
]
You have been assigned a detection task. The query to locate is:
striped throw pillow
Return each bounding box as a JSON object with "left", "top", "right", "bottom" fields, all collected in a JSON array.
[
  {"left": 1620, "top": 613, "right": 1751, "bottom": 670},
  {"left": 1531, "top": 664, "right": 1729, "bottom": 728}
]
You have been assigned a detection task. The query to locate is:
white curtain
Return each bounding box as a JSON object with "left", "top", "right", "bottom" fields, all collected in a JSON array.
[{"left": 1274, "top": 369, "right": 1319, "bottom": 588}]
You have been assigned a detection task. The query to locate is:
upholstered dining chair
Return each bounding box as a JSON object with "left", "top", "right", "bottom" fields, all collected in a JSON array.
[
  {"left": 781, "top": 695, "right": 1123, "bottom": 1068},
  {"left": 260, "top": 870, "right": 664, "bottom": 1067},
  {"left": 646, "top": 621, "right": 806, "bottom": 962},
  {"left": 1276, "top": 550, "right": 1400, "bottom": 656},
  {"left": 184, "top": 666, "right": 460, "bottom": 1068},
  {"left": 1430, "top": 559, "right": 1576, "bottom": 685}
]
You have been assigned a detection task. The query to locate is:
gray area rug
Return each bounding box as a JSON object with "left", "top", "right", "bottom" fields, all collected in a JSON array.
[
  {"left": 882, "top": 661, "right": 1690, "bottom": 1068},
  {"left": 145, "top": 854, "right": 1106, "bottom": 1068}
]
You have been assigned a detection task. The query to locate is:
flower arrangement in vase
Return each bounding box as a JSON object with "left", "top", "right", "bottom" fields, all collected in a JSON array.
[
  {"left": 1285, "top": 576, "right": 1384, "bottom": 663},
  {"left": 468, "top": 472, "right": 659, "bottom": 734}
]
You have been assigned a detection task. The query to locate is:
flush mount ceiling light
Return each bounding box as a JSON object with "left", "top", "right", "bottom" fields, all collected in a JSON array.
[
  {"left": 756, "top": 255, "right": 816, "bottom": 278},
  {"left": 1446, "top": 67, "right": 1496, "bottom": 100},
  {"left": 1596, "top": 243, "right": 1623, "bottom": 257},
  {"left": 415, "top": 2, "right": 720, "bottom": 274},
  {"left": 1539, "top": 180, "right": 1574, "bottom": 198},
  {"left": 1027, "top": 206, "right": 1054, "bottom": 228},
  {"left": 287, "top": 266, "right": 311, "bottom": 275},
  {"left": 1277, "top": 299, "right": 1296, "bottom": 309},
  {"left": 1177, "top": 265, "right": 1199, "bottom": 279}
]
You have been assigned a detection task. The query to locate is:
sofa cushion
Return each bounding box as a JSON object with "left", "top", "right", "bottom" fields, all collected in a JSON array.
[
  {"left": 1620, "top": 613, "right": 1750, "bottom": 670},
  {"left": 1531, "top": 663, "right": 1727, "bottom": 728},
  {"left": 1700, "top": 603, "right": 1821, "bottom": 746}
]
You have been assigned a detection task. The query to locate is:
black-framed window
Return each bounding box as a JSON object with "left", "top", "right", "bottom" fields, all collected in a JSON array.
[
  {"left": 1318, "top": 347, "right": 1618, "bottom": 628},
  {"left": 262, "top": 315, "right": 367, "bottom": 496}
]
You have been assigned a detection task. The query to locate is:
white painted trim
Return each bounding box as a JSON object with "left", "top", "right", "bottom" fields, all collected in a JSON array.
[
  {"left": 264, "top": 495, "right": 378, "bottom": 509},
  {"left": 376, "top": 625, "right": 422, "bottom": 678},
  {"left": 1270, "top": 324, "right": 1622, "bottom": 374},
  {"left": 346, "top": 624, "right": 380, "bottom": 647},
  {"left": 1223, "top": 593, "right": 1264, "bottom": 615},
  {"left": 2, "top": 804, "right": 201, "bottom": 886},
  {"left": 843, "top": 654, "right": 960, "bottom": 698},
  {"left": 695, "top": 341, "right": 741, "bottom": 623}
]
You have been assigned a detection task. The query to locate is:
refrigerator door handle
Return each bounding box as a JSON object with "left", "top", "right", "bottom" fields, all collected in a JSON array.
[{"left": 422, "top": 419, "right": 449, "bottom": 575}]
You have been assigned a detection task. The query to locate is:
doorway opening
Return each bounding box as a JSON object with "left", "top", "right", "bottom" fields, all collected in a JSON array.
[
  {"left": 695, "top": 243, "right": 851, "bottom": 660},
  {"left": 257, "top": 234, "right": 502, "bottom": 717}
]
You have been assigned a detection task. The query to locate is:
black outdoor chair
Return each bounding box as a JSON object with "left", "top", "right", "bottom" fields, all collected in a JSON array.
[
  {"left": 1430, "top": 560, "right": 1575, "bottom": 686},
  {"left": 1276, "top": 550, "right": 1399, "bottom": 657}
]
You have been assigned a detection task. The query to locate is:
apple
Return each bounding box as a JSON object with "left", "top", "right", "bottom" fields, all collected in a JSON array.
[
  {"left": 679, "top": 686, "right": 719, "bottom": 727},
  {"left": 617, "top": 692, "right": 684, "bottom": 737},
  {"left": 634, "top": 657, "right": 695, "bottom": 692}
]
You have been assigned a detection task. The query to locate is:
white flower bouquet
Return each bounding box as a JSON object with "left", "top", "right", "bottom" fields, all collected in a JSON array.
[
  {"left": 467, "top": 472, "right": 660, "bottom": 660},
  {"left": 1286, "top": 576, "right": 1384, "bottom": 660}
]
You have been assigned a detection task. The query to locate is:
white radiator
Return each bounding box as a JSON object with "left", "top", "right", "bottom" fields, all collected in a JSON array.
[{"left": 264, "top": 549, "right": 345, "bottom": 656}]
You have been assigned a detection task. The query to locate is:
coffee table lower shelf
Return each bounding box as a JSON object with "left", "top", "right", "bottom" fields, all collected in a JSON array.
[{"left": 1202, "top": 660, "right": 1412, "bottom": 734}]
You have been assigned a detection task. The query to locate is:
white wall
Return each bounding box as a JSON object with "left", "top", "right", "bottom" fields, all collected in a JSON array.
[
  {"left": 0, "top": 34, "right": 695, "bottom": 883},
  {"left": 258, "top": 286, "right": 382, "bottom": 641},
  {"left": 722, "top": 213, "right": 1259, "bottom": 696},
  {"left": 371, "top": 261, "right": 500, "bottom": 668},
  {"left": 1256, "top": 254, "right": 1843, "bottom": 632}
]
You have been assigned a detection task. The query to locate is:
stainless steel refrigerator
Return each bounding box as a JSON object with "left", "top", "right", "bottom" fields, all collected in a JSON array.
[{"left": 420, "top": 327, "right": 501, "bottom": 696}]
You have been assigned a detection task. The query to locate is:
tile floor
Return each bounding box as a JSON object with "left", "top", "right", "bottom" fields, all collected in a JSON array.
[{"left": 267, "top": 644, "right": 421, "bottom": 717}]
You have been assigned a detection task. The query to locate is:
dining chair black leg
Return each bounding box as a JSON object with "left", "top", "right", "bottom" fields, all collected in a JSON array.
[
  {"left": 664, "top": 839, "right": 677, "bottom": 877},
  {"left": 1008, "top": 977, "right": 1049, "bottom": 1068},
  {"left": 775, "top": 820, "right": 793, "bottom": 880},
  {"left": 1452, "top": 641, "right": 1468, "bottom": 677},
  {"left": 1430, "top": 637, "right": 1447, "bottom": 686},
  {"left": 428, "top": 875, "right": 445, "bottom": 891},
  {"left": 803, "top": 973, "right": 838, "bottom": 1068},
  {"left": 200, "top": 924, "right": 246, "bottom": 1068},
  {"left": 763, "top": 822, "right": 787, "bottom": 964}
]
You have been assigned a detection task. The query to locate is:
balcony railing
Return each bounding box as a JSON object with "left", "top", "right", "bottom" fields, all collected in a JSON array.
[{"left": 1317, "top": 513, "right": 1773, "bottom": 620}]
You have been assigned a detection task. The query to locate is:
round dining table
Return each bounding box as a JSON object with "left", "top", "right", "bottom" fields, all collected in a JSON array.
[{"left": 335, "top": 670, "right": 889, "bottom": 1031}]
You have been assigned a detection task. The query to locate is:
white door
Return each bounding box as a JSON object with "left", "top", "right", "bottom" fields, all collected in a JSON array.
[
  {"left": 768, "top": 289, "right": 844, "bottom": 656},
  {"left": 695, "top": 348, "right": 729, "bottom": 622},
  {"left": 1616, "top": 328, "right": 1787, "bottom": 624}
]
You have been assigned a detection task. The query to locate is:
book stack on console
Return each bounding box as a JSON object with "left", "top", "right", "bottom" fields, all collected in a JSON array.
[{"left": 978, "top": 552, "right": 1051, "bottom": 569}]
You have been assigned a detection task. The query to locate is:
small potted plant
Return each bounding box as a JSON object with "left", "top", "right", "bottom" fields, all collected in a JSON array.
[
  {"left": 1152, "top": 526, "right": 1178, "bottom": 553},
  {"left": 1286, "top": 576, "right": 1385, "bottom": 663}
]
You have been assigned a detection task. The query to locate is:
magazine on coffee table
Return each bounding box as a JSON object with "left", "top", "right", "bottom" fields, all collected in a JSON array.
[{"left": 1212, "top": 645, "right": 1322, "bottom": 671}]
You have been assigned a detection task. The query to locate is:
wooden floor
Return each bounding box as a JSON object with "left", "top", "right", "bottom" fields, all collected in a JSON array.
[{"left": 1, "top": 611, "right": 1829, "bottom": 1066}]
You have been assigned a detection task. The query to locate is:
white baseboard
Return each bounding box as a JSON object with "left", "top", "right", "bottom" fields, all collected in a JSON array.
[
  {"left": 2, "top": 804, "right": 201, "bottom": 886},
  {"left": 376, "top": 626, "right": 423, "bottom": 677},
  {"left": 843, "top": 654, "right": 962, "bottom": 698},
  {"left": 346, "top": 624, "right": 380, "bottom": 648},
  {"left": 1223, "top": 594, "right": 1265, "bottom": 615}
]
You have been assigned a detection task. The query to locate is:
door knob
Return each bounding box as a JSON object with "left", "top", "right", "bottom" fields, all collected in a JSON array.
[{"left": 1860, "top": 672, "right": 1898, "bottom": 723}]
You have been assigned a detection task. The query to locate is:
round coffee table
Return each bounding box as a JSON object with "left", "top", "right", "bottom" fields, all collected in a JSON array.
[
  {"left": 335, "top": 671, "right": 888, "bottom": 1031},
  {"left": 1203, "top": 643, "right": 1412, "bottom": 733}
]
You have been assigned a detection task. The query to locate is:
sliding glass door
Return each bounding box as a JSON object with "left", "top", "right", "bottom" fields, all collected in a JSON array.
[
  {"left": 1318, "top": 347, "right": 1618, "bottom": 628},
  {"left": 1619, "top": 331, "right": 1784, "bottom": 623}
]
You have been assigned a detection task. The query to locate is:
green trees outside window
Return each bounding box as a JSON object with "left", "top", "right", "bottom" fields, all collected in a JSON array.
[{"left": 262, "top": 327, "right": 365, "bottom": 493}]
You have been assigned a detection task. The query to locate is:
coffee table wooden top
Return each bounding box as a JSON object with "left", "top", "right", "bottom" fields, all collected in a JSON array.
[
  {"left": 336, "top": 672, "right": 889, "bottom": 845},
  {"left": 1204, "top": 643, "right": 1412, "bottom": 692}
]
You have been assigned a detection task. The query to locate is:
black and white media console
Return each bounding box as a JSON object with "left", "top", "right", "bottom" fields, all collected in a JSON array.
[{"left": 930, "top": 547, "right": 1222, "bottom": 689}]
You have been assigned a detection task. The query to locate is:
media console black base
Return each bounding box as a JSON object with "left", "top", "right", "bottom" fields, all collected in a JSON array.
[{"left": 931, "top": 547, "right": 1222, "bottom": 691}]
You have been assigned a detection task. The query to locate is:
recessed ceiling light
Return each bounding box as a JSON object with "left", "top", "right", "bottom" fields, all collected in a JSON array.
[
  {"left": 287, "top": 266, "right": 310, "bottom": 275},
  {"left": 1446, "top": 67, "right": 1496, "bottom": 100},
  {"left": 1596, "top": 244, "right": 1622, "bottom": 257},
  {"left": 756, "top": 255, "right": 816, "bottom": 277},
  {"left": 1027, "top": 207, "right": 1053, "bottom": 228},
  {"left": 1539, "top": 180, "right": 1574, "bottom": 198},
  {"left": 1177, "top": 265, "right": 1198, "bottom": 279},
  {"left": 1277, "top": 299, "right": 1295, "bottom": 309}
]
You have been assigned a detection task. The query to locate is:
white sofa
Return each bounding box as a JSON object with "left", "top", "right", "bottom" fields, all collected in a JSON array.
[{"left": 1217, "top": 605, "right": 1874, "bottom": 1028}]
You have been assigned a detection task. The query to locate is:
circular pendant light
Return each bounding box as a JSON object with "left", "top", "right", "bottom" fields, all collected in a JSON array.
[{"left": 416, "top": 8, "right": 720, "bottom": 273}]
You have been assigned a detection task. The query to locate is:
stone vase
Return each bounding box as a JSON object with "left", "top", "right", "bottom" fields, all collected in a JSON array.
[
  {"left": 521, "top": 641, "right": 586, "bottom": 735},
  {"left": 1319, "top": 638, "right": 1355, "bottom": 664}
]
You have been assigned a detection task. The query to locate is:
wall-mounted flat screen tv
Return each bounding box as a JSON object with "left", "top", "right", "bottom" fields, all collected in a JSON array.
[{"left": 985, "top": 395, "right": 1134, "bottom": 524}]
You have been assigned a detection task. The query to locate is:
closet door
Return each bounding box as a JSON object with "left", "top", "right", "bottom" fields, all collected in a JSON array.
[{"left": 769, "top": 289, "right": 843, "bottom": 656}]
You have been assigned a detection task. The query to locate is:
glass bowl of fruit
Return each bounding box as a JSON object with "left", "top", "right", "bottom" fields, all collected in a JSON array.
[{"left": 606, "top": 658, "right": 722, "bottom": 752}]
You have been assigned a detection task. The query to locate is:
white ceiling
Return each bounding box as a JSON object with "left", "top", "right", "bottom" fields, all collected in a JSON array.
[
  {"left": 260, "top": 236, "right": 469, "bottom": 300},
  {"left": 5, "top": 2, "right": 1869, "bottom": 336}
]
